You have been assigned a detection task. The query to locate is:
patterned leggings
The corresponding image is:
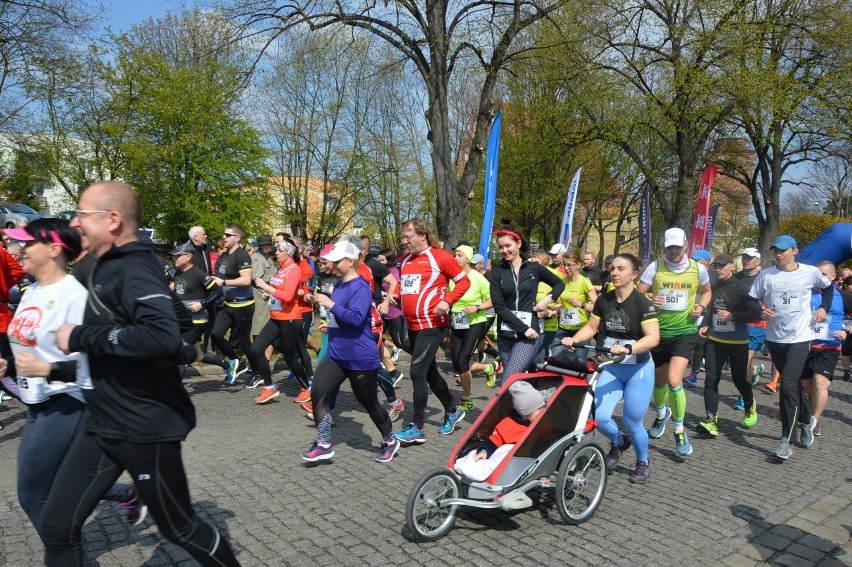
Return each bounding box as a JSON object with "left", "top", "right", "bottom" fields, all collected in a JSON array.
[{"left": 498, "top": 334, "right": 543, "bottom": 386}]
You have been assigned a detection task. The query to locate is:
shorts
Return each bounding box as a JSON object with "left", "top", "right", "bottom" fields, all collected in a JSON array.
[
  {"left": 800, "top": 348, "right": 839, "bottom": 381},
  {"left": 651, "top": 334, "right": 701, "bottom": 368},
  {"left": 842, "top": 333, "right": 852, "bottom": 357},
  {"left": 747, "top": 326, "right": 766, "bottom": 352}
]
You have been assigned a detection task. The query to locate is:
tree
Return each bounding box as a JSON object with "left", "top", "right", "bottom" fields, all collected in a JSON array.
[
  {"left": 231, "top": 0, "right": 569, "bottom": 245},
  {"left": 779, "top": 214, "right": 839, "bottom": 249},
  {"left": 0, "top": 148, "right": 51, "bottom": 207},
  {"left": 719, "top": 0, "right": 851, "bottom": 256},
  {"left": 109, "top": 11, "right": 270, "bottom": 242}
]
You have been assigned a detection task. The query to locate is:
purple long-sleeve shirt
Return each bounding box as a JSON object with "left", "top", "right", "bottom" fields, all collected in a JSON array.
[{"left": 327, "top": 276, "right": 381, "bottom": 370}]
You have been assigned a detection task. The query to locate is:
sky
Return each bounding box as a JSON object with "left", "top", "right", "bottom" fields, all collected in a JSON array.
[{"left": 104, "top": 1, "right": 177, "bottom": 32}]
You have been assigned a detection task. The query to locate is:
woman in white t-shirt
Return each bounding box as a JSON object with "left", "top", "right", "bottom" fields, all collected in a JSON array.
[{"left": 1, "top": 219, "right": 142, "bottom": 536}]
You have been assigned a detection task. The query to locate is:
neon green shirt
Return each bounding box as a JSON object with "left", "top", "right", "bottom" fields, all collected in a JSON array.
[
  {"left": 449, "top": 269, "right": 491, "bottom": 327},
  {"left": 558, "top": 275, "right": 595, "bottom": 330}
]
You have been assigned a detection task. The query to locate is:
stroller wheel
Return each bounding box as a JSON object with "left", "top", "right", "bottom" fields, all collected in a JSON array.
[
  {"left": 555, "top": 441, "right": 607, "bottom": 524},
  {"left": 405, "top": 467, "right": 460, "bottom": 541}
]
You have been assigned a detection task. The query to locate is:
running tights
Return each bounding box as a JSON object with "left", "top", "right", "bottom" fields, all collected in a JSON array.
[{"left": 594, "top": 360, "right": 655, "bottom": 463}]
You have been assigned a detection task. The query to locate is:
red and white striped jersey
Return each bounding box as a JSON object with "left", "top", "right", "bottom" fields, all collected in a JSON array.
[{"left": 399, "top": 247, "right": 470, "bottom": 331}]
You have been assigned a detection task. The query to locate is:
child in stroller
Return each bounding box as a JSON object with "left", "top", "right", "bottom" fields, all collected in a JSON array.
[{"left": 453, "top": 381, "right": 545, "bottom": 481}]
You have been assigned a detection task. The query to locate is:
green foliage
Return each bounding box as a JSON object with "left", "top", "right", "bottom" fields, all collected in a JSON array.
[
  {"left": 0, "top": 149, "right": 51, "bottom": 208},
  {"left": 779, "top": 214, "right": 840, "bottom": 249}
]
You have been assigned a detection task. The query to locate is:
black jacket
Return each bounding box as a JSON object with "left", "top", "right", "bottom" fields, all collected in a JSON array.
[
  {"left": 69, "top": 240, "right": 196, "bottom": 442},
  {"left": 490, "top": 259, "right": 565, "bottom": 336}
]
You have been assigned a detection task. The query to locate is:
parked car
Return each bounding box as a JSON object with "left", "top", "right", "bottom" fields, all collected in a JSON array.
[
  {"left": 0, "top": 203, "right": 42, "bottom": 228},
  {"left": 55, "top": 210, "right": 76, "bottom": 221}
]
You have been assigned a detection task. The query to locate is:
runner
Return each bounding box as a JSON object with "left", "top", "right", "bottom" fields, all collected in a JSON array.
[
  {"left": 554, "top": 251, "right": 598, "bottom": 362},
  {"left": 251, "top": 238, "right": 309, "bottom": 405},
  {"left": 211, "top": 224, "right": 255, "bottom": 384},
  {"left": 685, "top": 249, "right": 713, "bottom": 386},
  {"left": 302, "top": 240, "right": 399, "bottom": 463},
  {"left": 394, "top": 218, "right": 470, "bottom": 444},
  {"left": 377, "top": 247, "right": 410, "bottom": 356},
  {"left": 489, "top": 219, "right": 565, "bottom": 386},
  {"left": 637, "top": 228, "right": 712, "bottom": 457},
  {"left": 800, "top": 261, "right": 852, "bottom": 437},
  {"left": 733, "top": 247, "right": 766, "bottom": 400},
  {"left": 448, "top": 244, "right": 497, "bottom": 410},
  {"left": 696, "top": 253, "right": 762, "bottom": 438},
  {"left": 45, "top": 181, "right": 240, "bottom": 566},
  {"left": 749, "top": 235, "right": 833, "bottom": 460},
  {"left": 561, "top": 254, "right": 659, "bottom": 484},
  {"left": 3, "top": 219, "right": 143, "bottom": 537}
]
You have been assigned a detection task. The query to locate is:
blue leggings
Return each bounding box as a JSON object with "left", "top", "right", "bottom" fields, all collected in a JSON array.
[{"left": 594, "top": 360, "right": 655, "bottom": 462}]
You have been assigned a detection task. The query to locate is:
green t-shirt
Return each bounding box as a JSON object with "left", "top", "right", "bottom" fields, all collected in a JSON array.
[
  {"left": 449, "top": 269, "right": 491, "bottom": 327},
  {"left": 558, "top": 275, "right": 595, "bottom": 330},
  {"left": 536, "top": 266, "right": 562, "bottom": 332},
  {"left": 650, "top": 258, "right": 701, "bottom": 338}
]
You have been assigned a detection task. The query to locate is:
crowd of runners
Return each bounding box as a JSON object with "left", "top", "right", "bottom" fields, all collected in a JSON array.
[{"left": 0, "top": 181, "right": 849, "bottom": 564}]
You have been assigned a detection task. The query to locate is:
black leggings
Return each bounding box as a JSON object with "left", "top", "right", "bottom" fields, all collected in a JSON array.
[
  {"left": 450, "top": 322, "right": 486, "bottom": 373},
  {"left": 183, "top": 325, "right": 226, "bottom": 368},
  {"left": 251, "top": 319, "right": 307, "bottom": 389},
  {"left": 766, "top": 340, "right": 812, "bottom": 439},
  {"left": 40, "top": 433, "right": 240, "bottom": 566},
  {"left": 409, "top": 328, "right": 455, "bottom": 428},
  {"left": 703, "top": 340, "right": 753, "bottom": 417},
  {"left": 211, "top": 304, "right": 254, "bottom": 361},
  {"left": 310, "top": 358, "right": 391, "bottom": 438},
  {"left": 383, "top": 315, "right": 411, "bottom": 353},
  {"left": 297, "top": 312, "right": 314, "bottom": 376}
]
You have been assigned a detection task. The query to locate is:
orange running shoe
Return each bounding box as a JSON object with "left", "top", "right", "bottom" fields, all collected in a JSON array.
[
  {"left": 294, "top": 388, "right": 311, "bottom": 404},
  {"left": 255, "top": 386, "right": 280, "bottom": 404}
]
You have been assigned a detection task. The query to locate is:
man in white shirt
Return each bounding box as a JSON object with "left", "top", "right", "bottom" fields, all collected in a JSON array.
[{"left": 749, "top": 235, "right": 833, "bottom": 460}]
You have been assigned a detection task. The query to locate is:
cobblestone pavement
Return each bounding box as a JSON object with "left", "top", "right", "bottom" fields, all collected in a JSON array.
[{"left": 0, "top": 353, "right": 849, "bottom": 566}]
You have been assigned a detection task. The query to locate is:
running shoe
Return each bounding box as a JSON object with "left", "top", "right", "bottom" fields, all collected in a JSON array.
[
  {"left": 683, "top": 372, "right": 698, "bottom": 386},
  {"left": 458, "top": 398, "right": 474, "bottom": 413},
  {"left": 764, "top": 381, "right": 778, "bottom": 393},
  {"left": 648, "top": 406, "right": 672, "bottom": 439},
  {"left": 484, "top": 361, "right": 497, "bottom": 388},
  {"left": 255, "top": 386, "right": 280, "bottom": 405},
  {"left": 843, "top": 368, "right": 851, "bottom": 382},
  {"left": 439, "top": 407, "right": 465, "bottom": 435},
  {"left": 391, "top": 347, "right": 400, "bottom": 363},
  {"left": 673, "top": 429, "right": 693, "bottom": 456},
  {"left": 287, "top": 371, "right": 295, "bottom": 380},
  {"left": 244, "top": 374, "right": 264, "bottom": 389},
  {"left": 387, "top": 398, "right": 405, "bottom": 422},
  {"left": 773, "top": 438, "right": 792, "bottom": 460},
  {"left": 605, "top": 436, "right": 631, "bottom": 470},
  {"left": 301, "top": 400, "right": 313, "bottom": 415},
  {"left": 395, "top": 422, "right": 425, "bottom": 444},
  {"left": 234, "top": 360, "right": 250, "bottom": 379},
  {"left": 814, "top": 423, "right": 821, "bottom": 436},
  {"left": 751, "top": 363, "right": 764, "bottom": 385},
  {"left": 375, "top": 437, "right": 400, "bottom": 463},
  {"left": 629, "top": 459, "right": 651, "bottom": 484},
  {"left": 294, "top": 388, "right": 311, "bottom": 404},
  {"left": 454, "top": 374, "right": 461, "bottom": 385},
  {"left": 224, "top": 359, "right": 239, "bottom": 384},
  {"left": 119, "top": 485, "right": 148, "bottom": 527},
  {"left": 392, "top": 371, "right": 404, "bottom": 388},
  {"left": 301, "top": 440, "right": 334, "bottom": 462},
  {"left": 494, "top": 360, "right": 504, "bottom": 375},
  {"left": 799, "top": 416, "right": 817, "bottom": 447},
  {"left": 743, "top": 400, "right": 757, "bottom": 428},
  {"left": 733, "top": 396, "right": 745, "bottom": 410},
  {"left": 697, "top": 416, "right": 718, "bottom": 438}
]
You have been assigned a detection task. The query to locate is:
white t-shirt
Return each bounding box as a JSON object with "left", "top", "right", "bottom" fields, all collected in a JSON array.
[
  {"left": 749, "top": 264, "right": 831, "bottom": 344},
  {"left": 7, "top": 275, "right": 91, "bottom": 404}
]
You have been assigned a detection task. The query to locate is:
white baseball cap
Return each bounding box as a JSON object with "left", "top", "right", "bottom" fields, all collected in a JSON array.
[
  {"left": 663, "top": 228, "right": 687, "bottom": 248},
  {"left": 321, "top": 240, "right": 360, "bottom": 262},
  {"left": 549, "top": 243, "right": 567, "bottom": 255},
  {"left": 741, "top": 247, "right": 761, "bottom": 259}
]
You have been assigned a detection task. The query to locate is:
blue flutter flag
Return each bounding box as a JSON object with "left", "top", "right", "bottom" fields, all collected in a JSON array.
[{"left": 478, "top": 111, "right": 502, "bottom": 258}]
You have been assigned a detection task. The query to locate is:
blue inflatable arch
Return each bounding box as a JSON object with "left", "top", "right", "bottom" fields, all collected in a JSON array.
[{"left": 796, "top": 223, "right": 852, "bottom": 265}]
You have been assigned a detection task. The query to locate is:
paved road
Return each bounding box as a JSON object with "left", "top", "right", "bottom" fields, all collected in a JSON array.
[{"left": 0, "top": 353, "right": 849, "bottom": 566}]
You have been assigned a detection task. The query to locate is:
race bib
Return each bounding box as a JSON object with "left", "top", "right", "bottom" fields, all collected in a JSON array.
[
  {"left": 452, "top": 311, "right": 470, "bottom": 330},
  {"left": 500, "top": 310, "right": 533, "bottom": 332},
  {"left": 400, "top": 274, "right": 421, "bottom": 295},
  {"left": 326, "top": 311, "right": 339, "bottom": 328},
  {"left": 712, "top": 313, "right": 734, "bottom": 333},
  {"left": 319, "top": 305, "right": 328, "bottom": 319},
  {"left": 771, "top": 288, "right": 803, "bottom": 311},
  {"left": 659, "top": 289, "right": 688, "bottom": 312},
  {"left": 811, "top": 318, "right": 829, "bottom": 340},
  {"left": 18, "top": 376, "right": 48, "bottom": 405},
  {"left": 560, "top": 308, "right": 581, "bottom": 327},
  {"left": 603, "top": 337, "right": 636, "bottom": 364},
  {"left": 268, "top": 296, "right": 282, "bottom": 311}
]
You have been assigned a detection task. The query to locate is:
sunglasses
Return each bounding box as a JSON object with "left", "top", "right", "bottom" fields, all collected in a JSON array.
[{"left": 223, "top": 232, "right": 237, "bottom": 238}]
